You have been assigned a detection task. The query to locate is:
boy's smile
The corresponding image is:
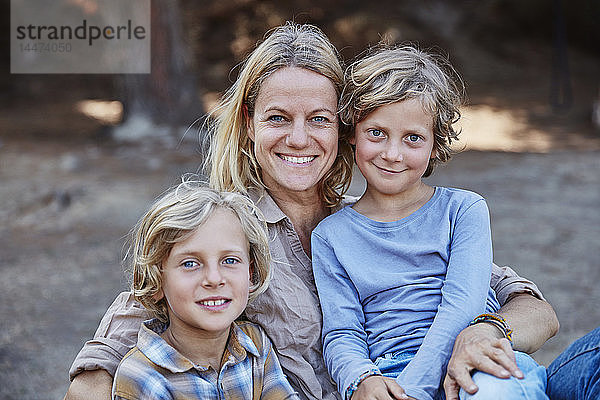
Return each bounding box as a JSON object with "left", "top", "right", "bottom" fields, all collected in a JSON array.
[{"left": 158, "top": 207, "right": 252, "bottom": 341}]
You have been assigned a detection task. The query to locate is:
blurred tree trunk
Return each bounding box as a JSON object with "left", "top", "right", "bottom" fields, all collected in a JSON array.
[{"left": 114, "top": 0, "right": 201, "bottom": 140}]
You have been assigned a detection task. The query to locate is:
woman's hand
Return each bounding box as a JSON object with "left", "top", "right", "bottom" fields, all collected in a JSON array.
[
  {"left": 352, "top": 375, "right": 415, "bottom": 400},
  {"left": 443, "top": 323, "right": 523, "bottom": 400},
  {"left": 444, "top": 293, "right": 559, "bottom": 400}
]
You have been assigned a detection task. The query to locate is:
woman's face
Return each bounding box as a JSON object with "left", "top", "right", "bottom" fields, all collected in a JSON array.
[{"left": 248, "top": 67, "right": 339, "bottom": 197}]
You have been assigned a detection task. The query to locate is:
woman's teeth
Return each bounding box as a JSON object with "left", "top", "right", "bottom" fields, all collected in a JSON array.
[{"left": 280, "top": 155, "right": 315, "bottom": 164}]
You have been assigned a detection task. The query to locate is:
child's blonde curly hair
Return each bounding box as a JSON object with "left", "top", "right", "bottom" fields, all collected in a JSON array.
[
  {"left": 128, "top": 180, "right": 271, "bottom": 323},
  {"left": 340, "top": 45, "right": 465, "bottom": 177}
]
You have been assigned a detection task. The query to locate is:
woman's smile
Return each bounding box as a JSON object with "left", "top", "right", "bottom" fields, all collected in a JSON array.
[{"left": 278, "top": 154, "right": 318, "bottom": 165}]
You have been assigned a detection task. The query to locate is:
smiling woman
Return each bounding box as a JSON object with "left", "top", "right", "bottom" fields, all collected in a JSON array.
[{"left": 247, "top": 67, "right": 339, "bottom": 199}]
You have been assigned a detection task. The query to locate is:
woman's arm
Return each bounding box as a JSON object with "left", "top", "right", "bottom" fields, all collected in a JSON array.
[
  {"left": 502, "top": 292, "right": 559, "bottom": 353},
  {"left": 64, "top": 370, "right": 112, "bottom": 400},
  {"left": 64, "top": 292, "right": 151, "bottom": 400},
  {"left": 443, "top": 287, "right": 559, "bottom": 399}
]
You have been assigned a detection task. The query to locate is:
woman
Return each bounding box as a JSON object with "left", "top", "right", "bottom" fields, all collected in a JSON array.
[{"left": 65, "top": 23, "right": 559, "bottom": 400}]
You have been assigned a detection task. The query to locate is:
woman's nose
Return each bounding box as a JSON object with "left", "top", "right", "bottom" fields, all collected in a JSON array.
[{"left": 285, "top": 120, "right": 309, "bottom": 148}]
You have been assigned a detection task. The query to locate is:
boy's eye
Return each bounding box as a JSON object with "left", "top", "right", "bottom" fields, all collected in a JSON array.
[
  {"left": 368, "top": 129, "right": 384, "bottom": 138},
  {"left": 223, "top": 257, "right": 239, "bottom": 265},
  {"left": 182, "top": 260, "right": 199, "bottom": 269}
]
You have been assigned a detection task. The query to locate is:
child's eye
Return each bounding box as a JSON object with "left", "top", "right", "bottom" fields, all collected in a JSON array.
[
  {"left": 223, "top": 257, "right": 240, "bottom": 265},
  {"left": 182, "top": 260, "right": 199, "bottom": 269},
  {"left": 368, "top": 129, "right": 385, "bottom": 138},
  {"left": 311, "top": 116, "right": 329, "bottom": 123}
]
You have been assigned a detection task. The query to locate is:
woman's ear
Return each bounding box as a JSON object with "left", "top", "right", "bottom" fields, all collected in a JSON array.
[{"left": 244, "top": 104, "right": 255, "bottom": 141}]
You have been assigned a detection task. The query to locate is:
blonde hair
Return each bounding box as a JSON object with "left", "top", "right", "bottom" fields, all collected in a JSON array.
[
  {"left": 207, "top": 22, "right": 353, "bottom": 206},
  {"left": 129, "top": 181, "right": 271, "bottom": 323},
  {"left": 341, "top": 45, "right": 464, "bottom": 177}
]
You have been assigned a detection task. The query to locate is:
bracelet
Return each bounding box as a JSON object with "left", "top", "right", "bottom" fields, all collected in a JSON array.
[
  {"left": 469, "top": 313, "right": 514, "bottom": 345},
  {"left": 346, "top": 367, "right": 382, "bottom": 399}
]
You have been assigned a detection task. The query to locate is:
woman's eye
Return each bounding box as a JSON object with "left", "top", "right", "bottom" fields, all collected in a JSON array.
[
  {"left": 223, "top": 257, "right": 239, "bottom": 265},
  {"left": 268, "top": 115, "right": 285, "bottom": 122},
  {"left": 182, "top": 260, "right": 199, "bottom": 269},
  {"left": 407, "top": 134, "right": 421, "bottom": 142}
]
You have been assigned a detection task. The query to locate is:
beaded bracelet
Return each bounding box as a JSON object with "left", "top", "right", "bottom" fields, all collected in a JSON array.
[
  {"left": 346, "top": 367, "right": 382, "bottom": 399},
  {"left": 469, "top": 313, "right": 514, "bottom": 345}
]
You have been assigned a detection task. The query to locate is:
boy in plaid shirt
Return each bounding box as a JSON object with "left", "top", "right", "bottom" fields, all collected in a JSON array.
[{"left": 112, "top": 183, "right": 298, "bottom": 399}]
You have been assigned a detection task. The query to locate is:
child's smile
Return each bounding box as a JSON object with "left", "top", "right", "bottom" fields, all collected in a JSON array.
[{"left": 196, "top": 296, "right": 231, "bottom": 309}]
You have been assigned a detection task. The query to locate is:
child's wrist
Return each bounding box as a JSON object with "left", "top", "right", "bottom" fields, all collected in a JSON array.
[{"left": 346, "top": 367, "right": 382, "bottom": 399}]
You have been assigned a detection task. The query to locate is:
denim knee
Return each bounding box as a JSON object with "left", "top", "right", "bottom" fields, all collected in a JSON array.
[
  {"left": 459, "top": 352, "right": 548, "bottom": 400},
  {"left": 547, "top": 326, "right": 600, "bottom": 400}
]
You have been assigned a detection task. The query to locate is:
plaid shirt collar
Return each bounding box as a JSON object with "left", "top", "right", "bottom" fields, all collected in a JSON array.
[{"left": 136, "top": 319, "right": 260, "bottom": 374}]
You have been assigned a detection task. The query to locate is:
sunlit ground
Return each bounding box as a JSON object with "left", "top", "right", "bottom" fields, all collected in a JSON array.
[{"left": 456, "top": 105, "right": 600, "bottom": 152}]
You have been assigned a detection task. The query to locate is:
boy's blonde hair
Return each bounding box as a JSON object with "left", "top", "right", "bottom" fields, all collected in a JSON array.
[
  {"left": 207, "top": 22, "right": 353, "bottom": 206},
  {"left": 129, "top": 181, "right": 271, "bottom": 323},
  {"left": 340, "top": 45, "right": 464, "bottom": 177}
]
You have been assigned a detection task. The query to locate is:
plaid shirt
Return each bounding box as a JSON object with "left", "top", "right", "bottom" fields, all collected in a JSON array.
[{"left": 112, "top": 319, "right": 298, "bottom": 400}]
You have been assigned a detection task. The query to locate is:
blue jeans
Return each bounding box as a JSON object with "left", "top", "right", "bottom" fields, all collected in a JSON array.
[
  {"left": 373, "top": 351, "right": 443, "bottom": 400},
  {"left": 546, "top": 326, "right": 600, "bottom": 400},
  {"left": 459, "top": 351, "right": 548, "bottom": 400},
  {"left": 374, "top": 351, "right": 548, "bottom": 400}
]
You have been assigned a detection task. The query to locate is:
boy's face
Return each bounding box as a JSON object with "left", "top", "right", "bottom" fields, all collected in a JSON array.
[
  {"left": 159, "top": 207, "right": 251, "bottom": 339},
  {"left": 351, "top": 98, "right": 436, "bottom": 197}
]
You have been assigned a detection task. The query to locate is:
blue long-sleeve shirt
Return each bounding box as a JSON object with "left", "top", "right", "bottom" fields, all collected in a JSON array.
[{"left": 311, "top": 187, "right": 500, "bottom": 400}]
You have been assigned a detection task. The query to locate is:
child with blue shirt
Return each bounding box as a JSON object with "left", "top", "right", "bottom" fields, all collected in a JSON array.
[
  {"left": 112, "top": 182, "right": 298, "bottom": 399},
  {"left": 311, "top": 46, "right": 548, "bottom": 400}
]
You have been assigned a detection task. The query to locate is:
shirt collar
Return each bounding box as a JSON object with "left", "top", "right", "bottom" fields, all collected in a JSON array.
[
  {"left": 248, "top": 187, "right": 357, "bottom": 222},
  {"left": 137, "top": 319, "right": 260, "bottom": 373},
  {"left": 248, "top": 188, "right": 287, "bottom": 224}
]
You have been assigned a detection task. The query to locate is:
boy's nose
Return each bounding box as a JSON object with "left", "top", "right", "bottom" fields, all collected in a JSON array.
[
  {"left": 286, "top": 121, "right": 309, "bottom": 148},
  {"left": 202, "top": 264, "right": 225, "bottom": 287},
  {"left": 382, "top": 143, "right": 403, "bottom": 161}
]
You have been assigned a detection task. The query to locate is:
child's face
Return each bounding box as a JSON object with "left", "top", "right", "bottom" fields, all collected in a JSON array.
[
  {"left": 351, "top": 98, "right": 436, "bottom": 197},
  {"left": 159, "top": 207, "right": 252, "bottom": 338}
]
